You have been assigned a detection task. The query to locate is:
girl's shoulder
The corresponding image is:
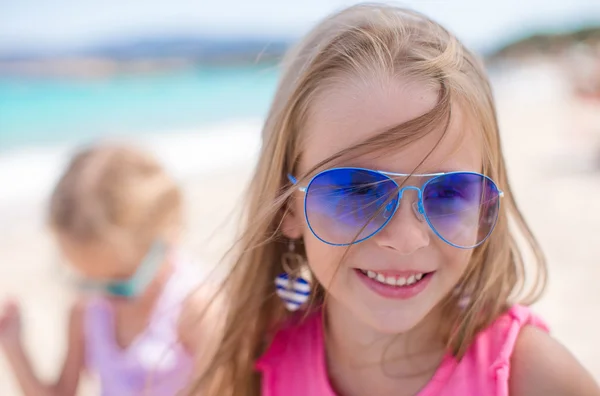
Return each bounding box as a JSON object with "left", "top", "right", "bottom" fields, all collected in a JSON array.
[
  {"left": 470, "top": 304, "right": 550, "bottom": 366},
  {"left": 444, "top": 304, "right": 597, "bottom": 396},
  {"left": 388, "top": 304, "right": 551, "bottom": 396},
  {"left": 443, "top": 305, "right": 548, "bottom": 392},
  {"left": 503, "top": 306, "right": 600, "bottom": 396}
]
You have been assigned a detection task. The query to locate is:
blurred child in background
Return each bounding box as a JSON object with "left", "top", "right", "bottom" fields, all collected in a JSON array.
[{"left": 0, "top": 143, "right": 215, "bottom": 396}]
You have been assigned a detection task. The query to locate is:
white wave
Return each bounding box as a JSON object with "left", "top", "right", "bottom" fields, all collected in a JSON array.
[{"left": 0, "top": 119, "right": 263, "bottom": 208}]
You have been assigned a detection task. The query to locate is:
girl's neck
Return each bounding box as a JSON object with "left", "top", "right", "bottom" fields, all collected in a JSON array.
[{"left": 324, "top": 298, "right": 447, "bottom": 396}]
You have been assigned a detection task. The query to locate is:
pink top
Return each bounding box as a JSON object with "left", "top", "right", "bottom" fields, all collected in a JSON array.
[
  {"left": 83, "top": 254, "right": 202, "bottom": 396},
  {"left": 256, "top": 304, "right": 549, "bottom": 396}
]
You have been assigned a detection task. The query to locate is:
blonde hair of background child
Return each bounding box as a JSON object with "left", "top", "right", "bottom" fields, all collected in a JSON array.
[
  {"left": 190, "top": 4, "right": 547, "bottom": 395},
  {"left": 48, "top": 143, "right": 183, "bottom": 263}
]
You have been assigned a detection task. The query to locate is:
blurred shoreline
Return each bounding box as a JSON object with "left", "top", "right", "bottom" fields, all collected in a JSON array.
[
  {"left": 0, "top": 25, "right": 598, "bottom": 79},
  {"left": 0, "top": 36, "right": 290, "bottom": 79}
]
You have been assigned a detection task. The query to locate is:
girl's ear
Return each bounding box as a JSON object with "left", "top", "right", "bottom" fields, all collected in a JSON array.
[{"left": 281, "top": 199, "right": 304, "bottom": 239}]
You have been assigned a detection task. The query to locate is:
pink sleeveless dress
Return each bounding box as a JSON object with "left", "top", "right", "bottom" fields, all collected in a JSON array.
[
  {"left": 256, "top": 304, "right": 549, "bottom": 396},
  {"left": 83, "top": 256, "right": 202, "bottom": 396}
]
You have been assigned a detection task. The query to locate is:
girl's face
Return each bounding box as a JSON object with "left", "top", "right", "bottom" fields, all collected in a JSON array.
[{"left": 283, "top": 76, "right": 483, "bottom": 334}]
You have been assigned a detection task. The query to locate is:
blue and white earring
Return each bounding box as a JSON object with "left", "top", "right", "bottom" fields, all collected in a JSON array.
[{"left": 275, "top": 240, "right": 312, "bottom": 312}]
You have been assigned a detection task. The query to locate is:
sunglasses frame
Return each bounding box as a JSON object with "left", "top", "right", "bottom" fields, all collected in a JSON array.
[{"left": 288, "top": 167, "right": 504, "bottom": 249}]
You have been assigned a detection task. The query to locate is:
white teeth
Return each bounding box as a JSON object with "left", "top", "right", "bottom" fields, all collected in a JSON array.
[{"left": 361, "top": 270, "right": 427, "bottom": 287}]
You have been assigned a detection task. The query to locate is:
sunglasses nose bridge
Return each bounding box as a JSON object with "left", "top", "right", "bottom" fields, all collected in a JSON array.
[
  {"left": 396, "top": 185, "right": 425, "bottom": 221},
  {"left": 397, "top": 185, "right": 422, "bottom": 201}
]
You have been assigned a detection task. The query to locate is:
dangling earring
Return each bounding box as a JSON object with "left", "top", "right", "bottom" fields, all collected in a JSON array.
[{"left": 275, "top": 239, "right": 312, "bottom": 312}]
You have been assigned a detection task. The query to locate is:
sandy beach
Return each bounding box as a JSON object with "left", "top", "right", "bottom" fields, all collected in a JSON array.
[{"left": 1, "top": 60, "right": 599, "bottom": 394}]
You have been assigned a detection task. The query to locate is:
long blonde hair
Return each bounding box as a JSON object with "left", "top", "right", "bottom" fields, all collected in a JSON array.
[{"left": 190, "top": 4, "right": 546, "bottom": 395}]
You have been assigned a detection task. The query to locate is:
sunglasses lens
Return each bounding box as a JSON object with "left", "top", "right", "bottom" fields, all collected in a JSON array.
[
  {"left": 305, "top": 169, "right": 398, "bottom": 245},
  {"left": 422, "top": 172, "right": 500, "bottom": 248}
]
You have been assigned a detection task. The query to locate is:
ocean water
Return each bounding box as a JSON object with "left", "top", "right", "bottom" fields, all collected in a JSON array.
[
  {"left": 0, "top": 64, "right": 280, "bottom": 149},
  {"left": 0, "top": 64, "right": 280, "bottom": 206}
]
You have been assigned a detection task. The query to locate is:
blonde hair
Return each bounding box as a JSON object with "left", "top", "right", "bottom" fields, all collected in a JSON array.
[
  {"left": 48, "top": 143, "right": 182, "bottom": 260},
  {"left": 191, "top": 4, "right": 546, "bottom": 395}
]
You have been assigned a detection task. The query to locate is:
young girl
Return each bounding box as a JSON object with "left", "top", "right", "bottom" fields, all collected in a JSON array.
[
  {"left": 0, "top": 144, "right": 216, "bottom": 395},
  {"left": 188, "top": 4, "right": 600, "bottom": 396}
]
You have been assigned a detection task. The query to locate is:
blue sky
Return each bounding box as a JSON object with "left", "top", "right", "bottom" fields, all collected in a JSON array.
[{"left": 1, "top": 0, "right": 600, "bottom": 53}]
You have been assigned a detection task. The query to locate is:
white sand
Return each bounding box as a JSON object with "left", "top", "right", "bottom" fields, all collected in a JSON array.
[{"left": 0, "top": 60, "right": 599, "bottom": 395}]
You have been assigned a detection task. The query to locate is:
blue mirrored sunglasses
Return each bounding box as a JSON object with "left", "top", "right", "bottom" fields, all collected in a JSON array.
[{"left": 288, "top": 167, "right": 503, "bottom": 249}]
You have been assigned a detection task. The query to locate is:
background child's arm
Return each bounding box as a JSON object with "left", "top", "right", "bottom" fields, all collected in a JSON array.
[
  {"left": 0, "top": 300, "right": 86, "bottom": 396},
  {"left": 510, "top": 325, "right": 600, "bottom": 396}
]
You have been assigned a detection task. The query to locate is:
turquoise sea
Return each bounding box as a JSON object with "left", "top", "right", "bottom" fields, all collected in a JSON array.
[{"left": 0, "top": 64, "right": 280, "bottom": 150}]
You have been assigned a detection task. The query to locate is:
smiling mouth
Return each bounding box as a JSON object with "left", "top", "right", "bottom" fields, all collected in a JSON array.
[{"left": 357, "top": 269, "right": 434, "bottom": 287}]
